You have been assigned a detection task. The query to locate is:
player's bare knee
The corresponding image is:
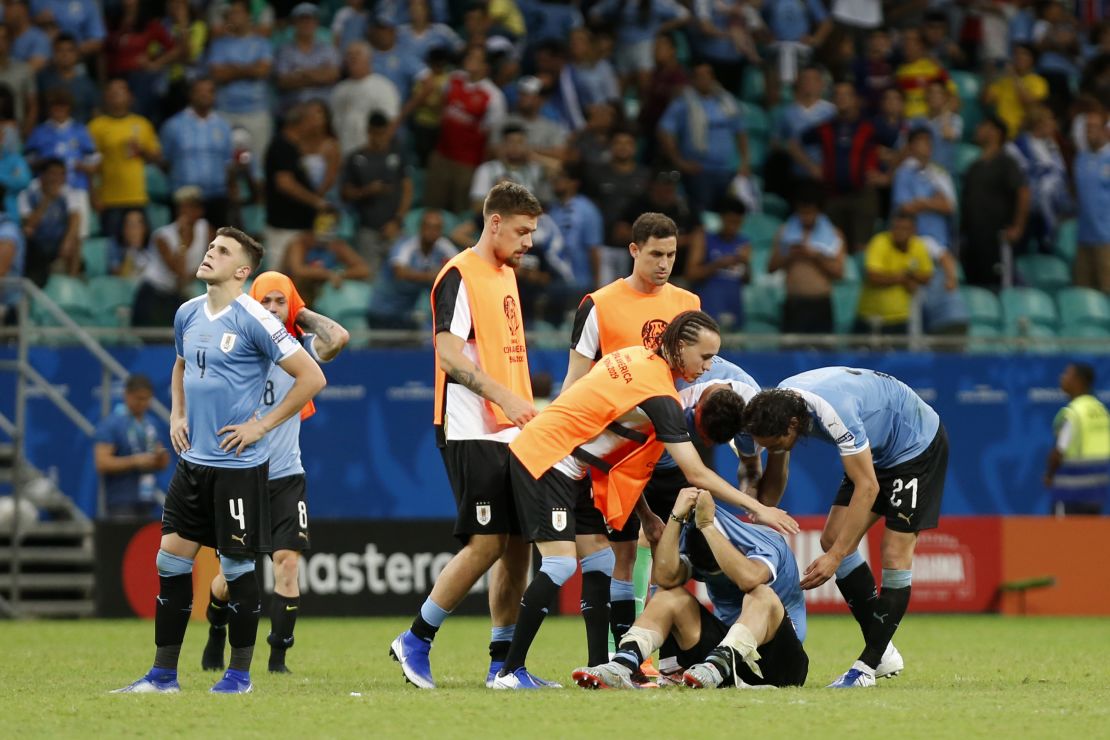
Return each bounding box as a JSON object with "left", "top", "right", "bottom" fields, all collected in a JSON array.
[
  {"left": 745, "top": 584, "right": 784, "bottom": 625},
  {"left": 881, "top": 531, "right": 917, "bottom": 570},
  {"left": 272, "top": 550, "right": 300, "bottom": 594},
  {"left": 466, "top": 533, "right": 508, "bottom": 565}
]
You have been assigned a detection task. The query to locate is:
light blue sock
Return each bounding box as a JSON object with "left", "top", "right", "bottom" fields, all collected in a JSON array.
[
  {"left": 419, "top": 598, "right": 451, "bottom": 628},
  {"left": 835, "top": 549, "right": 867, "bottom": 580},
  {"left": 610, "top": 578, "right": 634, "bottom": 601},
  {"left": 491, "top": 625, "right": 514, "bottom": 643},
  {"left": 881, "top": 568, "right": 913, "bottom": 589}
]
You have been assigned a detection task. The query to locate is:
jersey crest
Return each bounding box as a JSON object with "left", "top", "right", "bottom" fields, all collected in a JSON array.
[{"left": 219, "top": 332, "right": 237, "bottom": 353}]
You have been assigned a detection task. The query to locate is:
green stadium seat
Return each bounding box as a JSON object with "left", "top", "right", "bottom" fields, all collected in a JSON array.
[
  {"left": 744, "top": 282, "right": 783, "bottom": 327},
  {"left": 955, "top": 143, "right": 981, "bottom": 176},
  {"left": 967, "top": 322, "right": 1002, "bottom": 353},
  {"left": 842, "top": 253, "right": 862, "bottom": 283},
  {"left": 145, "top": 165, "right": 170, "bottom": 203},
  {"left": 88, "top": 276, "right": 138, "bottom": 327},
  {"left": 314, "top": 280, "right": 373, "bottom": 323},
  {"left": 748, "top": 246, "right": 772, "bottom": 281},
  {"left": 961, "top": 101, "right": 984, "bottom": 143},
  {"left": 740, "top": 65, "right": 765, "bottom": 104},
  {"left": 1057, "top": 287, "right": 1110, "bottom": 329},
  {"left": 951, "top": 70, "right": 982, "bottom": 102},
  {"left": 85, "top": 208, "right": 101, "bottom": 237},
  {"left": 240, "top": 203, "right": 265, "bottom": 236},
  {"left": 762, "top": 193, "right": 790, "bottom": 220},
  {"left": 740, "top": 213, "right": 782, "bottom": 252},
  {"left": 1054, "top": 219, "right": 1077, "bottom": 263},
  {"left": 747, "top": 136, "right": 768, "bottom": 170},
  {"left": 34, "top": 275, "right": 94, "bottom": 325},
  {"left": 1059, "top": 324, "right": 1110, "bottom": 353},
  {"left": 1001, "top": 287, "right": 1058, "bottom": 335},
  {"left": 1016, "top": 254, "right": 1071, "bottom": 294},
  {"left": 701, "top": 210, "right": 721, "bottom": 234},
  {"left": 962, "top": 286, "right": 1002, "bottom": 328},
  {"left": 739, "top": 102, "right": 770, "bottom": 139},
  {"left": 82, "top": 236, "right": 111, "bottom": 278},
  {"left": 1021, "top": 323, "right": 1059, "bottom": 354},
  {"left": 336, "top": 208, "right": 357, "bottom": 242},
  {"left": 833, "top": 282, "right": 861, "bottom": 334},
  {"left": 147, "top": 203, "right": 172, "bottom": 230}
]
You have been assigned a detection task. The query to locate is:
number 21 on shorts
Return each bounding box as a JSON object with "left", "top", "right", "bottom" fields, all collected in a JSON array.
[
  {"left": 229, "top": 498, "right": 246, "bottom": 530},
  {"left": 890, "top": 478, "right": 918, "bottom": 510}
]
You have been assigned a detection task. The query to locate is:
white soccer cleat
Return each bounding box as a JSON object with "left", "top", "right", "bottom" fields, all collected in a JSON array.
[
  {"left": 876, "top": 642, "right": 904, "bottom": 679},
  {"left": 491, "top": 667, "right": 562, "bottom": 689},
  {"left": 827, "top": 660, "right": 877, "bottom": 688},
  {"left": 571, "top": 662, "right": 641, "bottom": 690},
  {"left": 682, "top": 660, "right": 727, "bottom": 689}
]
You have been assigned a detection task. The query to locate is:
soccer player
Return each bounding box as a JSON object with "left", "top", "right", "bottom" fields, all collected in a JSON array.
[
  {"left": 112, "top": 227, "right": 326, "bottom": 695},
  {"left": 742, "top": 367, "right": 949, "bottom": 688},
  {"left": 572, "top": 488, "right": 808, "bottom": 689},
  {"left": 202, "top": 271, "right": 350, "bottom": 674},
  {"left": 563, "top": 211, "right": 700, "bottom": 654},
  {"left": 390, "top": 182, "right": 543, "bottom": 689},
  {"left": 491, "top": 310, "right": 799, "bottom": 689}
]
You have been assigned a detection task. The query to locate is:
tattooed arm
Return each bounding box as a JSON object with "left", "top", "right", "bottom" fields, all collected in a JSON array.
[
  {"left": 295, "top": 308, "right": 350, "bottom": 362},
  {"left": 435, "top": 331, "right": 536, "bottom": 428}
]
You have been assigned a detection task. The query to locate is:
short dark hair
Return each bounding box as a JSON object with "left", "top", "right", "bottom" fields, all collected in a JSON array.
[
  {"left": 741, "top": 389, "right": 813, "bottom": 439},
  {"left": 367, "top": 110, "right": 390, "bottom": 128},
  {"left": 1072, "top": 362, "right": 1096, "bottom": 388},
  {"left": 982, "top": 114, "right": 1009, "bottom": 141},
  {"left": 501, "top": 122, "right": 526, "bottom": 138},
  {"left": 44, "top": 87, "right": 74, "bottom": 109},
  {"left": 1014, "top": 42, "right": 1038, "bottom": 60},
  {"left": 631, "top": 212, "right": 678, "bottom": 245},
  {"left": 54, "top": 32, "right": 77, "bottom": 47},
  {"left": 124, "top": 374, "right": 154, "bottom": 394},
  {"left": 698, "top": 387, "right": 747, "bottom": 445},
  {"left": 215, "top": 225, "right": 263, "bottom": 272},
  {"left": 715, "top": 196, "right": 747, "bottom": 216},
  {"left": 892, "top": 207, "right": 916, "bottom": 222},
  {"left": 657, "top": 310, "right": 720, "bottom": 366},
  {"left": 482, "top": 181, "right": 543, "bottom": 220},
  {"left": 792, "top": 179, "right": 826, "bottom": 210},
  {"left": 39, "top": 156, "right": 66, "bottom": 172},
  {"left": 908, "top": 126, "right": 932, "bottom": 145}
]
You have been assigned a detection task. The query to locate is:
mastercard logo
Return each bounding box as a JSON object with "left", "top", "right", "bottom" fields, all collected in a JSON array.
[{"left": 119, "top": 523, "right": 219, "bottom": 620}]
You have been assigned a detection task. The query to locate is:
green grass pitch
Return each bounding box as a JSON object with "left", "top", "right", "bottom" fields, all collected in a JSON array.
[{"left": 3, "top": 615, "right": 1108, "bottom": 738}]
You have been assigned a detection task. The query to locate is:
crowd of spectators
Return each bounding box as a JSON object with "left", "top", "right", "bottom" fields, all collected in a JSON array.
[{"left": 0, "top": 0, "right": 1109, "bottom": 338}]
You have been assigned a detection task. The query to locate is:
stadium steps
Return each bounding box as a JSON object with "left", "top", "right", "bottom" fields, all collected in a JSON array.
[
  {"left": 0, "top": 518, "right": 95, "bottom": 619},
  {"left": 16, "top": 599, "right": 95, "bottom": 618},
  {"left": 0, "top": 572, "right": 94, "bottom": 590}
]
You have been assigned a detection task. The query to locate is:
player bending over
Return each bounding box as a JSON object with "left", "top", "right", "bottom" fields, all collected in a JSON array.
[
  {"left": 573, "top": 488, "right": 807, "bottom": 689},
  {"left": 743, "top": 367, "right": 949, "bottom": 687},
  {"left": 113, "top": 228, "right": 326, "bottom": 695},
  {"left": 202, "top": 271, "right": 349, "bottom": 674}
]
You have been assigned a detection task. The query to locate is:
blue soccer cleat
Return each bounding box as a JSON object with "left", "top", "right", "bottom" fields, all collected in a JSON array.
[
  {"left": 389, "top": 630, "right": 435, "bottom": 689},
  {"left": 827, "top": 661, "right": 876, "bottom": 688},
  {"left": 110, "top": 667, "right": 180, "bottom": 694},
  {"left": 491, "top": 667, "right": 563, "bottom": 689},
  {"left": 486, "top": 660, "right": 504, "bottom": 688},
  {"left": 210, "top": 669, "right": 254, "bottom": 694}
]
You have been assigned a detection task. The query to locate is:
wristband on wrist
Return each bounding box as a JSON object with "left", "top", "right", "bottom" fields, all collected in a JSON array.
[{"left": 669, "top": 512, "right": 686, "bottom": 524}]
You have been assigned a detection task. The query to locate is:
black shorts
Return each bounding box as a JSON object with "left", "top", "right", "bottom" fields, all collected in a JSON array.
[
  {"left": 833, "top": 424, "right": 949, "bottom": 533},
  {"left": 162, "top": 459, "right": 271, "bottom": 556},
  {"left": 607, "top": 465, "right": 689, "bottom": 542},
  {"left": 269, "top": 473, "right": 309, "bottom": 552},
  {"left": 441, "top": 440, "right": 519, "bottom": 542},
  {"left": 509, "top": 453, "right": 607, "bottom": 543},
  {"left": 660, "top": 602, "right": 809, "bottom": 688}
]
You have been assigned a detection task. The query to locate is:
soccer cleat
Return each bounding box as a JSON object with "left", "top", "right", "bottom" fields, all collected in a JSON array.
[
  {"left": 269, "top": 663, "right": 291, "bottom": 674},
  {"left": 827, "top": 660, "right": 877, "bottom": 688},
  {"left": 210, "top": 669, "right": 254, "bottom": 694},
  {"left": 486, "top": 660, "right": 504, "bottom": 688},
  {"left": 389, "top": 630, "right": 435, "bottom": 689},
  {"left": 572, "top": 662, "right": 642, "bottom": 690},
  {"left": 876, "top": 643, "right": 904, "bottom": 679},
  {"left": 682, "top": 661, "right": 726, "bottom": 689},
  {"left": 110, "top": 668, "right": 180, "bottom": 694},
  {"left": 655, "top": 671, "right": 685, "bottom": 688},
  {"left": 639, "top": 659, "right": 660, "bottom": 678},
  {"left": 491, "top": 667, "right": 563, "bottom": 689},
  {"left": 201, "top": 627, "right": 227, "bottom": 671}
]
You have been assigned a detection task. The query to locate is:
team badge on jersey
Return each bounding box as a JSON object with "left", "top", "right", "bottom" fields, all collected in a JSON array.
[
  {"left": 551, "top": 508, "right": 567, "bottom": 532},
  {"left": 641, "top": 319, "right": 668, "bottom": 350},
  {"left": 219, "top": 332, "right": 238, "bottom": 353},
  {"left": 476, "top": 503, "right": 491, "bottom": 526}
]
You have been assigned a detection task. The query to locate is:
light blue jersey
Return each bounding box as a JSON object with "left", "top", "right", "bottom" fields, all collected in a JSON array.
[
  {"left": 657, "top": 356, "right": 763, "bottom": 471},
  {"left": 779, "top": 367, "right": 940, "bottom": 469},
  {"left": 260, "top": 334, "right": 323, "bottom": 480},
  {"left": 174, "top": 294, "right": 302, "bottom": 469},
  {"left": 682, "top": 508, "right": 807, "bottom": 642}
]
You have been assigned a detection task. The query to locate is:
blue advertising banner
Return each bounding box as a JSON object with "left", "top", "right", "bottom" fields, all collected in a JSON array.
[{"left": 4, "top": 347, "right": 1108, "bottom": 519}]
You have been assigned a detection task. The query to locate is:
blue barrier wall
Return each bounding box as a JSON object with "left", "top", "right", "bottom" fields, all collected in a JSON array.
[{"left": 4, "top": 347, "right": 1108, "bottom": 518}]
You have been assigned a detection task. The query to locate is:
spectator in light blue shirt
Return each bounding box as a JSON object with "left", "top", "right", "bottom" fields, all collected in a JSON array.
[
  {"left": 658, "top": 63, "right": 749, "bottom": 212},
  {"left": 546, "top": 163, "right": 604, "bottom": 293},
  {"left": 330, "top": 0, "right": 370, "bottom": 52},
  {"left": 520, "top": 0, "right": 584, "bottom": 49},
  {"left": 567, "top": 27, "right": 620, "bottom": 107},
  {"left": 376, "top": 0, "right": 449, "bottom": 25},
  {"left": 159, "top": 78, "right": 233, "bottom": 226},
  {"left": 368, "top": 16, "right": 427, "bottom": 102},
  {"left": 24, "top": 87, "right": 98, "bottom": 191},
  {"left": 589, "top": 0, "right": 689, "bottom": 90},
  {"left": 275, "top": 3, "right": 341, "bottom": 110},
  {"left": 398, "top": 0, "right": 463, "bottom": 62},
  {"left": 5, "top": 1, "right": 51, "bottom": 73},
  {"left": 31, "top": 0, "right": 105, "bottom": 55},
  {"left": 0, "top": 213, "right": 25, "bottom": 317},
  {"left": 368, "top": 208, "right": 457, "bottom": 329},
  {"left": 773, "top": 65, "right": 835, "bottom": 178},
  {"left": 1074, "top": 110, "right": 1110, "bottom": 293},
  {"left": 206, "top": 0, "right": 272, "bottom": 179},
  {"left": 764, "top": 0, "right": 828, "bottom": 43},
  {"left": 34, "top": 33, "right": 99, "bottom": 123}
]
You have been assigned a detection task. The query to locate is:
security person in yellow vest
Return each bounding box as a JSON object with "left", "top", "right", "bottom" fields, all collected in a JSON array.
[{"left": 1044, "top": 363, "right": 1110, "bottom": 516}]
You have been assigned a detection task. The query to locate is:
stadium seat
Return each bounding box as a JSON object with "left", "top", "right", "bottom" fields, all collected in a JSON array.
[
  {"left": 740, "top": 65, "right": 765, "bottom": 103},
  {"left": 147, "top": 203, "right": 172, "bottom": 230},
  {"left": 1057, "top": 287, "right": 1110, "bottom": 330},
  {"left": 34, "top": 275, "right": 94, "bottom": 326},
  {"left": 1020, "top": 322, "right": 1059, "bottom": 354},
  {"left": 739, "top": 103, "right": 770, "bottom": 139},
  {"left": 1054, "top": 219, "right": 1077, "bottom": 263},
  {"left": 967, "top": 322, "right": 1002, "bottom": 353},
  {"left": 343, "top": 316, "right": 371, "bottom": 349},
  {"left": 740, "top": 213, "right": 782, "bottom": 252},
  {"left": 240, "top": 203, "right": 265, "bottom": 236},
  {"left": 1058, "top": 323, "right": 1110, "bottom": 353},
  {"left": 82, "top": 236, "right": 111, "bottom": 278},
  {"left": 1001, "top": 287, "right": 1058, "bottom": 335},
  {"left": 314, "top": 280, "right": 373, "bottom": 324},
  {"left": 1016, "top": 254, "right": 1071, "bottom": 293},
  {"left": 955, "top": 143, "right": 981, "bottom": 176},
  {"left": 832, "top": 282, "right": 861, "bottom": 334},
  {"left": 762, "top": 192, "right": 790, "bottom": 220},
  {"left": 88, "top": 276, "right": 138, "bottom": 328},
  {"left": 336, "top": 208, "right": 357, "bottom": 242},
  {"left": 842, "top": 253, "right": 862, "bottom": 283},
  {"left": 962, "top": 286, "right": 1003, "bottom": 328},
  {"left": 85, "top": 208, "right": 101, "bottom": 237},
  {"left": 744, "top": 282, "right": 783, "bottom": 327},
  {"left": 748, "top": 245, "right": 772, "bottom": 281},
  {"left": 951, "top": 70, "right": 982, "bottom": 102},
  {"left": 411, "top": 168, "right": 426, "bottom": 208},
  {"left": 145, "top": 165, "right": 170, "bottom": 204},
  {"left": 700, "top": 210, "right": 721, "bottom": 234},
  {"left": 747, "top": 136, "right": 768, "bottom": 170}
]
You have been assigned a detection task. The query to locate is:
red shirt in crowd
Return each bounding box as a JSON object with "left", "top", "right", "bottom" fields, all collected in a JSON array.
[{"left": 435, "top": 71, "right": 507, "bottom": 168}]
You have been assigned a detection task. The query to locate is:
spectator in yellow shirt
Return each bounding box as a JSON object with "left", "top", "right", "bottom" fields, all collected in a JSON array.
[
  {"left": 857, "top": 210, "right": 934, "bottom": 334},
  {"left": 88, "top": 79, "right": 162, "bottom": 241},
  {"left": 984, "top": 44, "right": 1048, "bottom": 139},
  {"left": 895, "top": 28, "right": 956, "bottom": 120}
]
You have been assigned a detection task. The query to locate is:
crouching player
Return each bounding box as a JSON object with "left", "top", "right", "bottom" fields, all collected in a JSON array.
[{"left": 573, "top": 488, "right": 808, "bottom": 689}]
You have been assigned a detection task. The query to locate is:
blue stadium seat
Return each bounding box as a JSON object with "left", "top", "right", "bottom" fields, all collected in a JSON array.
[
  {"left": 962, "top": 286, "right": 1002, "bottom": 328},
  {"left": 1057, "top": 287, "right": 1110, "bottom": 330},
  {"left": 1001, "top": 287, "right": 1058, "bottom": 335},
  {"left": 1016, "top": 254, "right": 1071, "bottom": 294}
]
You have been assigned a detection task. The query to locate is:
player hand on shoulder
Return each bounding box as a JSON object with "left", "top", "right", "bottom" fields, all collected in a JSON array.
[
  {"left": 750, "top": 504, "right": 800, "bottom": 536},
  {"left": 170, "top": 415, "right": 190, "bottom": 454},
  {"left": 499, "top": 393, "right": 537, "bottom": 429},
  {"left": 671, "top": 487, "right": 702, "bottom": 520},
  {"left": 694, "top": 490, "right": 716, "bottom": 529},
  {"left": 800, "top": 551, "right": 841, "bottom": 591},
  {"left": 218, "top": 414, "right": 269, "bottom": 456}
]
